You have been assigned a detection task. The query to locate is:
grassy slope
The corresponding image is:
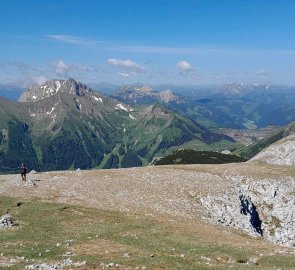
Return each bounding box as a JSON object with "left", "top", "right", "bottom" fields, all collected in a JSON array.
[{"left": 1, "top": 196, "right": 295, "bottom": 270}]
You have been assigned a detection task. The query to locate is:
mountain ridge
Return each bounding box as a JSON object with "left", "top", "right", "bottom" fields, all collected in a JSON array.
[{"left": 0, "top": 78, "right": 237, "bottom": 172}]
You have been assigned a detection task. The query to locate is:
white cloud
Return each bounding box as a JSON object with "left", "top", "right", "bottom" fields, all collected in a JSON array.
[
  {"left": 176, "top": 60, "right": 194, "bottom": 72},
  {"left": 118, "top": 72, "right": 131, "bottom": 77},
  {"left": 32, "top": 75, "right": 48, "bottom": 85},
  {"left": 54, "top": 60, "right": 70, "bottom": 75},
  {"left": 46, "top": 35, "right": 96, "bottom": 46},
  {"left": 107, "top": 58, "right": 145, "bottom": 73},
  {"left": 256, "top": 68, "right": 269, "bottom": 76}
]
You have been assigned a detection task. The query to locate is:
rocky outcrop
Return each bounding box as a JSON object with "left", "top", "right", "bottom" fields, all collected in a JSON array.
[
  {"left": 201, "top": 175, "right": 295, "bottom": 246},
  {"left": 250, "top": 134, "right": 295, "bottom": 165},
  {"left": 0, "top": 214, "right": 15, "bottom": 228}
]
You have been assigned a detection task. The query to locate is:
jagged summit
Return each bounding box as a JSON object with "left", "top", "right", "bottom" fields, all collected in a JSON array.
[{"left": 19, "top": 78, "right": 97, "bottom": 102}]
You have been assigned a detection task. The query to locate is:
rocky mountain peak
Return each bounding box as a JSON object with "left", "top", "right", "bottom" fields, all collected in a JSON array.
[
  {"left": 158, "top": 89, "right": 182, "bottom": 103},
  {"left": 114, "top": 85, "right": 183, "bottom": 105},
  {"left": 18, "top": 78, "right": 94, "bottom": 102}
]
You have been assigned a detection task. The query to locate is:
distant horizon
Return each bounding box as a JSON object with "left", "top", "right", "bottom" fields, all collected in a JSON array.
[{"left": 2, "top": 77, "right": 295, "bottom": 90}]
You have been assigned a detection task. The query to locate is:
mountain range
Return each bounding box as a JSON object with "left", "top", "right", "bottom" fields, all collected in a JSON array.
[
  {"left": 0, "top": 78, "right": 236, "bottom": 172},
  {"left": 113, "top": 83, "right": 295, "bottom": 129}
]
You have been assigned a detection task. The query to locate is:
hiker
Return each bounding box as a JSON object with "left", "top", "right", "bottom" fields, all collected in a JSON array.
[{"left": 19, "top": 163, "right": 28, "bottom": 182}]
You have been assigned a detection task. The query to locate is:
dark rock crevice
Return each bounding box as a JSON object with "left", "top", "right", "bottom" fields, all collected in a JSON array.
[{"left": 239, "top": 192, "right": 263, "bottom": 235}]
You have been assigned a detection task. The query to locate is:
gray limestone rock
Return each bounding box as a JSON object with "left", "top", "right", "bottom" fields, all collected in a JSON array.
[
  {"left": 201, "top": 175, "right": 295, "bottom": 246},
  {"left": 0, "top": 214, "right": 15, "bottom": 228}
]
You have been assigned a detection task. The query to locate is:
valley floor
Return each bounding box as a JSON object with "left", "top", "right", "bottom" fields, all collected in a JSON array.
[{"left": 0, "top": 163, "right": 295, "bottom": 269}]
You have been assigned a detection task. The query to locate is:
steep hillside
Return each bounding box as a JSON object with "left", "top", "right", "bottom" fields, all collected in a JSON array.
[
  {"left": 152, "top": 149, "right": 247, "bottom": 165},
  {"left": 249, "top": 134, "right": 295, "bottom": 165},
  {"left": 0, "top": 97, "right": 39, "bottom": 172},
  {"left": 122, "top": 104, "right": 235, "bottom": 160},
  {"left": 234, "top": 121, "right": 295, "bottom": 159}
]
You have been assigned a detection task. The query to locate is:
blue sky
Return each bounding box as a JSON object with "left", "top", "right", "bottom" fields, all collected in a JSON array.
[{"left": 1, "top": 0, "right": 295, "bottom": 86}]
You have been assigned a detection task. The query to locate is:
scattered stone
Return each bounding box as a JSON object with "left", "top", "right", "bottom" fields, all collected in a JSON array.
[
  {"left": 201, "top": 256, "right": 211, "bottom": 262},
  {"left": 249, "top": 256, "right": 259, "bottom": 264},
  {"left": 25, "top": 179, "right": 37, "bottom": 187},
  {"left": 73, "top": 260, "right": 86, "bottom": 267},
  {"left": 25, "top": 258, "right": 83, "bottom": 270},
  {"left": 122, "top": 253, "right": 130, "bottom": 258},
  {"left": 150, "top": 254, "right": 155, "bottom": 257},
  {"left": 180, "top": 254, "right": 185, "bottom": 258},
  {"left": 56, "top": 243, "right": 61, "bottom": 247},
  {"left": 0, "top": 214, "right": 15, "bottom": 228}
]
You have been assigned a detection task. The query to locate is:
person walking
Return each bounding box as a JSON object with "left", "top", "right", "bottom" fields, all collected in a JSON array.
[{"left": 19, "top": 163, "right": 28, "bottom": 182}]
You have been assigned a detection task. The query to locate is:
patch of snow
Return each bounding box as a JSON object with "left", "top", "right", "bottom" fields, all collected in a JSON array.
[
  {"left": 116, "top": 103, "right": 128, "bottom": 112},
  {"left": 55, "top": 81, "right": 61, "bottom": 92},
  {"left": 129, "top": 114, "right": 135, "bottom": 120},
  {"left": 123, "top": 128, "right": 126, "bottom": 132},
  {"left": 46, "top": 107, "right": 55, "bottom": 115},
  {"left": 30, "top": 113, "right": 36, "bottom": 117},
  {"left": 93, "top": 96, "right": 103, "bottom": 103},
  {"left": 32, "top": 96, "right": 37, "bottom": 100}
]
